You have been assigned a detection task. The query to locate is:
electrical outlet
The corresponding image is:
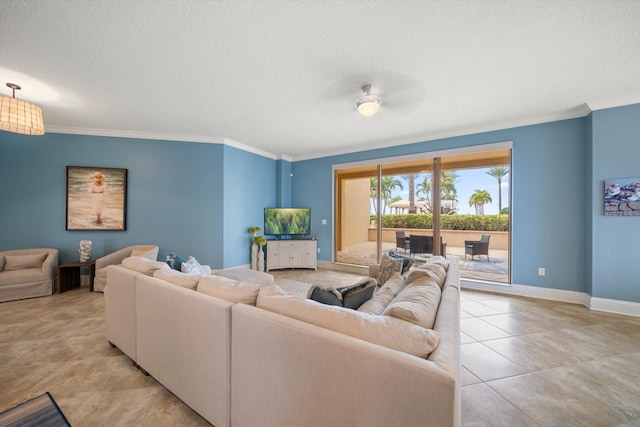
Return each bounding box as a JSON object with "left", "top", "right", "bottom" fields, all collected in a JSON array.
[
  {"left": 317, "top": 247, "right": 321, "bottom": 253},
  {"left": 538, "top": 267, "right": 545, "bottom": 276},
  {"left": 321, "top": 219, "right": 327, "bottom": 225}
]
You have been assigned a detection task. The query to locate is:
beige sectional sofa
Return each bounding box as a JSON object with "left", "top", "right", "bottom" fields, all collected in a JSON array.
[{"left": 104, "top": 256, "right": 460, "bottom": 427}]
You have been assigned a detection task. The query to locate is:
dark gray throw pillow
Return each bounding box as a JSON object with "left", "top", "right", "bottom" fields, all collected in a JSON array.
[
  {"left": 308, "top": 278, "right": 376, "bottom": 310},
  {"left": 308, "top": 287, "right": 343, "bottom": 306},
  {"left": 338, "top": 278, "right": 376, "bottom": 309}
]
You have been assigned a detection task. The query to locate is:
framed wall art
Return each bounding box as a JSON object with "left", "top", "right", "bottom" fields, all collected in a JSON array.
[
  {"left": 604, "top": 178, "right": 640, "bottom": 216},
  {"left": 66, "top": 166, "right": 128, "bottom": 230}
]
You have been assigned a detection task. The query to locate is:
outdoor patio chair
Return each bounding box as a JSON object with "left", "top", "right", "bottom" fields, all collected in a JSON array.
[
  {"left": 465, "top": 235, "right": 490, "bottom": 260},
  {"left": 395, "top": 231, "right": 410, "bottom": 253}
]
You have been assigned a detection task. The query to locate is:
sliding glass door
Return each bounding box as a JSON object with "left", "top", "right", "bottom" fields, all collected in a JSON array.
[{"left": 335, "top": 147, "right": 511, "bottom": 283}]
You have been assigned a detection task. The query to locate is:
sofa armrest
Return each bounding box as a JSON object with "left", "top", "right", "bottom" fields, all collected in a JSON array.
[
  {"left": 96, "top": 247, "right": 132, "bottom": 270},
  {"left": 41, "top": 249, "right": 59, "bottom": 277}
]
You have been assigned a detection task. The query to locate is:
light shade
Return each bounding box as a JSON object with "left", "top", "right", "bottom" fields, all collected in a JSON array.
[
  {"left": 357, "top": 98, "right": 381, "bottom": 116},
  {"left": 0, "top": 83, "right": 45, "bottom": 136},
  {"left": 356, "top": 84, "right": 382, "bottom": 117}
]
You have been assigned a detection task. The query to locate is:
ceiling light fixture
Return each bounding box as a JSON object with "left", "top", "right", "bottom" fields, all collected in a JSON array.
[
  {"left": 356, "top": 84, "right": 381, "bottom": 117},
  {"left": 0, "top": 82, "right": 45, "bottom": 135}
]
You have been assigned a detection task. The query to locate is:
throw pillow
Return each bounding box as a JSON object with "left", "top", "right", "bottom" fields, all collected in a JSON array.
[
  {"left": 383, "top": 281, "right": 442, "bottom": 329},
  {"left": 165, "top": 253, "right": 186, "bottom": 271},
  {"left": 197, "top": 275, "right": 261, "bottom": 305},
  {"left": 181, "top": 256, "right": 209, "bottom": 276},
  {"left": 3, "top": 253, "right": 47, "bottom": 271},
  {"left": 308, "top": 286, "right": 343, "bottom": 306},
  {"left": 338, "top": 278, "right": 377, "bottom": 310},
  {"left": 377, "top": 253, "right": 403, "bottom": 287},
  {"left": 387, "top": 251, "right": 413, "bottom": 274}
]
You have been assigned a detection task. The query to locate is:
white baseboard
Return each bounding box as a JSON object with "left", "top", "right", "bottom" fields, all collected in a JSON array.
[
  {"left": 589, "top": 297, "right": 640, "bottom": 317},
  {"left": 461, "top": 279, "right": 639, "bottom": 317},
  {"left": 461, "top": 279, "right": 588, "bottom": 305}
]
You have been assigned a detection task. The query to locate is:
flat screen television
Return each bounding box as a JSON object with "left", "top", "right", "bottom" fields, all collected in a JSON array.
[{"left": 264, "top": 208, "right": 311, "bottom": 236}]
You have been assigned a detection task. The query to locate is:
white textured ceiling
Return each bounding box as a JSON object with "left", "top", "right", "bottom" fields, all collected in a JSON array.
[{"left": 1, "top": 0, "right": 640, "bottom": 160}]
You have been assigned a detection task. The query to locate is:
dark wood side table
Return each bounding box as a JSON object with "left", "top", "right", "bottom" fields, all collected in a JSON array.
[{"left": 57, "top": 261, "right": 96, "bottom": 293}]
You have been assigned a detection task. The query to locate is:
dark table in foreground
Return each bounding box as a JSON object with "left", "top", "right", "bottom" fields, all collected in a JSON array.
[{"left": 57, "top": 261, "right": 96, "bottom": 293}]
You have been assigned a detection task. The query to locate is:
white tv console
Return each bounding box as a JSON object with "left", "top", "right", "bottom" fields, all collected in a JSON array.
[{"left": 266, "top": 239, "right": 317, "bottom": 271}]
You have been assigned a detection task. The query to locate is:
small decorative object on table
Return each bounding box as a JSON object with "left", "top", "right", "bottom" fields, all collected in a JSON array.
[{"left": 78, "top": 239, "right": 92, "bottom": 262}]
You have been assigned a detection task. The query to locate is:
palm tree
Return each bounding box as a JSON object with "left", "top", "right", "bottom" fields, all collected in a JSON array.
[
  {"left": 401, "top": 174, "right": 416, "bottom": 213},
  {"left": 369, "top": 177, "right": 379, "bottom": 215},
  {"left": 440, "top": 171, "right": 460, "bottom": 213},
  {"left": 416, "top": 174, "right": 432, "bottom": 212},
  {"left": 469, "top": 189, "right": 493, "bottom": 215},
  {"left": 381, "top": 176, "right": 403, "bottom": 214},
  {"left": 486, "top": 166, "right": 509, "bottom": 212}
]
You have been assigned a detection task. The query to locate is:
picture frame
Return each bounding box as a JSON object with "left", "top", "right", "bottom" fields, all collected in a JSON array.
[
  {"left": 66, "top": 166, "right": 127, "bottom": 230},
  {"left": 604, "top": 178, "right": 640, "bottom": 216}
]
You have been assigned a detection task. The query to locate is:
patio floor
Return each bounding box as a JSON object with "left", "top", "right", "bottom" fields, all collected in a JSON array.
[{"left": 336, "top": 241, "right": 509, "bottom": 283}]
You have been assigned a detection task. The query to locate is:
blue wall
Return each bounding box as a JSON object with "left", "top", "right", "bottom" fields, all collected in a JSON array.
[
  {"left": 590, "top": 104, "right": 640, "bottom": 303},
  {"left": 0, "top": 132, "right": 276, "bottom": 269},
  {"left": 222, "top": 145, "right": 277, "bottom": 267},
  {"left": 2, "top": 104, "right": 638, "bottom": 303},
  {"left": 292, "top": 118, "right": 588, "bottom": 294}
]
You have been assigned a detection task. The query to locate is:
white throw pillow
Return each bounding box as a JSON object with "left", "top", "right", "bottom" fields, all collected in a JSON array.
[
  {"left": 257, "top": 285, "right": 439, "bottom": 358},
  {"left": 181, "top": 256, "right": 210, "bottom": 276},
  {"left": 153, "top": 268, "right": 201, "bottom": 290},
  {"left": 122, "top": 256, "right": 169, "bottom": 276},
  {"left": 358, "top": 272, "right": 404, "bottom": 315},
  {"left": 3, "top": 253, "right": 46, "bottom": 271},
  {"left": 383, "top": 280, "right": 442, "bottom": 329},
  {"left": 197, "top": 275, "right": 261, "bottom": 305}
]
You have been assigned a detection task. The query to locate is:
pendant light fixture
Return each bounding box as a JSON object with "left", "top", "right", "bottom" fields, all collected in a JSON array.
[
  {"left": 356, "top": 84, "right": 382, "bottom": 117},
  {"left": 0, "top": 83, "right": 45, "bottom": 135}
]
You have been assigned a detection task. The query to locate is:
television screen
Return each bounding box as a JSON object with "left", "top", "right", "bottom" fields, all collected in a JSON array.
[{"left": 264, "top": 208, "right": 311, "bottom": 235}]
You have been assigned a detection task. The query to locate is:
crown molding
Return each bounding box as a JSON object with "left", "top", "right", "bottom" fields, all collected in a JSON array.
[
  {"left": 46, "top": 126, "right": 279, "bottom": 160},
  {"left": 290, "top": 108, "right": 591, "bottom": 162},
  {"left": 586, "top": 94, "right": 640, "bottom": 112}
]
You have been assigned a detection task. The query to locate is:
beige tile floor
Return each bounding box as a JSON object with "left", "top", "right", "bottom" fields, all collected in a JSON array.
[{"left": 1, "top": 270, "right": 639, "bottom": 426}]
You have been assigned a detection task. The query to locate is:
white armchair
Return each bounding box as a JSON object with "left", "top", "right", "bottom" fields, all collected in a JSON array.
[
  {"left": 0, "top": 248, "right": 59, "bottom": 302},
  {"left": 94, "top": 245, "right": 159, "bottom": 292}
]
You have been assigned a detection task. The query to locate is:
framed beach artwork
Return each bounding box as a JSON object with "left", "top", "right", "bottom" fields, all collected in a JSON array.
[
  {"left": 66, "top": 166, "right": 128, "bottom": 230},
  {"left": 604, "top": 178, "right": 640, "bottom": 216}
]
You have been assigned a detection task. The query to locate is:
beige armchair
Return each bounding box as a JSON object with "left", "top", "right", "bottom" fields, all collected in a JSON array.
[
  {"left": 0, "top": 248, "right": 59, "bottom": 302},
  {"left": 94, "top": 245, "right": 159, "bottom": 292}
]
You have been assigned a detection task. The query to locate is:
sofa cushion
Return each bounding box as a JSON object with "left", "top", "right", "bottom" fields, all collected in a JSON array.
[
  {"left": 122, "top": 256, "right": 169, "bottom": 276},
  {"left": 131, "top": 247, "right": 156, "bottom": 258},
  {"left": 215, "top": 267, "right": 274, "bottom": 285},
  {"left": 181, "top": 256, "right": 210, "bottom": 276},
  {"left": 153, "top": 268, "right": 201, "bottom": 290},
  {"left": 427, "top": 256, "right": 449, "bottom": 272},
  {"left": 258, "top": 285, "right": 440, "bottom": 358},
  {"left": 357, "top": 272, "right": 404, "bottom": 315},
  {"left": 405, "top": 263, "right": 447, "bottom": 289},
  {"left": 197, "top": 275, "right": 261, "bottom": 305},
  {"left": 3, "top": 253, "right": 46, "bottom": 271},
  {"left": 377, "top": 253, "right": 402, "bottom": 287},
  {"left": 383, "top": 280, "right": 442, "bottom": 329}
]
